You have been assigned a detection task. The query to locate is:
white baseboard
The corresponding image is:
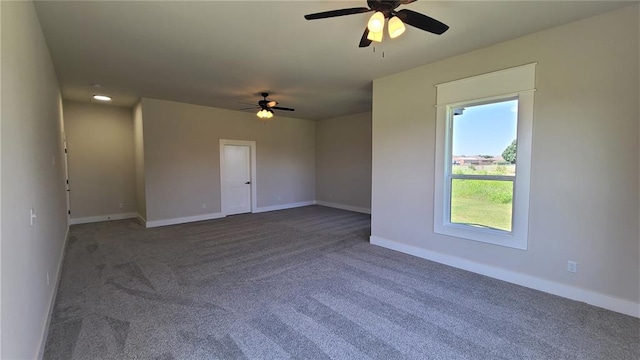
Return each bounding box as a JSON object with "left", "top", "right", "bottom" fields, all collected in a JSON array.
[
  {"left": 370, "top": 235, "right": 640, "bottom": 318},
  {"left": 38, "top": 225, "right": 70, "bottom": 359},
  {"left": 253, "top": 200, "right": 316, "bottom": 213},
  {"left": 69, "top": 212, "right": 138, "bottom": 225},
  {"left": 137, "top": 213, "right": 147, "bottom": 227},
  {"left": 145, "top": 212, "right": 225, "bottom": 228},
  {"left": 145, "top": 201, "right": 315, "bottom": 228},
  {"left": 316, "top": 200, "right": 371, "bottom": 214},
  {"left": 143, "top": 200, "right": 366, "bottom": 227}
]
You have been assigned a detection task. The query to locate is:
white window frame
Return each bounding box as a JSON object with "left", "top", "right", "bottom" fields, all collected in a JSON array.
[{"left": 434, "top": 64, "right": 536, "bottom": 250}]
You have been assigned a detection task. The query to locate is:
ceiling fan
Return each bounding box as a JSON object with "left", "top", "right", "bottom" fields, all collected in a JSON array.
[
  {"left": 242, "top": 92, "right": 295, "bottom": 120},
  {"left": 304, "top": 0, "right": 449, "bottom": 47}
]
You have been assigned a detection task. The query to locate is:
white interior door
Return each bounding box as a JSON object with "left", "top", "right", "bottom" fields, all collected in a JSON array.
[{"left": 223, "top": 145, "right": 252, "bottom": 215}]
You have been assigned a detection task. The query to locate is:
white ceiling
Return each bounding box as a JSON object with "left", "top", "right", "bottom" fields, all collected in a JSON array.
[{"left": 34, "top": 0, "right": 633, "bottom": 120}]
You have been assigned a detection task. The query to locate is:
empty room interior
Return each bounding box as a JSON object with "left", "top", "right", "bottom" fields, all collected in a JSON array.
[{"left": 2, "top": 1, "right": 639, "bottom": 359}]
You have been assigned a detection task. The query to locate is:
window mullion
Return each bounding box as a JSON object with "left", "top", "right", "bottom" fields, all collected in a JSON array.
[{"left": 450, "top": 174, "right": 515, "bottom": 181}]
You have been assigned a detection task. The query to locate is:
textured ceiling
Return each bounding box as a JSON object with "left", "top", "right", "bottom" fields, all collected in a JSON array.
[{"left": 34, "top": 1, "right": 633, "bottom": 120}]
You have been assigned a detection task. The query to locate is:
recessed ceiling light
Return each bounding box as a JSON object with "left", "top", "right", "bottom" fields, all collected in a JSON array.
[{"left": 93, "top": 95, "right": 112, "bottom": 102}]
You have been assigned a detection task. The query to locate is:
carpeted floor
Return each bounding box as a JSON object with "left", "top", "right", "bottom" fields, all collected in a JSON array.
[{"left": 44, "top": 205, "right": 639, "bottom": 359}]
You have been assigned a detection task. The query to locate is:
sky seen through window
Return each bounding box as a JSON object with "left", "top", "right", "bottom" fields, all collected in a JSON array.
[{"left": 452, "top": 99, "right": 518, "bottom": 156}]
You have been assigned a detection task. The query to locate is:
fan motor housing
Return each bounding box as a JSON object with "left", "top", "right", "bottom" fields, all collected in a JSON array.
[{"left": 368, "top": 0, "right": 400, "bottom": 13}]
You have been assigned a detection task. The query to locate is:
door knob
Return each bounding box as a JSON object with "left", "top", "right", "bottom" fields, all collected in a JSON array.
[{"left": 245, "top": 181, "right": 251, "bottom": 184}]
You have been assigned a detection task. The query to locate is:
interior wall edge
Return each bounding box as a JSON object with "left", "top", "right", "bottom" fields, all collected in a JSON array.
[
  {"left": 69, "top": 212, "right": 139, "bottom": 225},
  {"left": 253, "top": 201, "right": 316, "bottom": 214},
  {"left": 315, "top": 200, "right": 371, "bottom": 214},
  {"left": 145, "top": 212, "right": 225, "bottom": 228},
  {"left": 36, "top": 226, "right": 70, "bottom": 359},
  {"left": 71, "top": 200, "right": 374, "bottom": 228}
]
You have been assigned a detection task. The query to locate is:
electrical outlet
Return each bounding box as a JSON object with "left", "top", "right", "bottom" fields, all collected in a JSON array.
[
  {"left": 119, "top": 202, "right": 124, "bottom": 209},
  {"left": 202, "top": 204, "right": 207, "bottom": 209},
  {"left": 30, "top": 209, "right": 37, "bottom": 226},
  {"left": 567, "top": 261, "right": 578, "bottom": 273}
]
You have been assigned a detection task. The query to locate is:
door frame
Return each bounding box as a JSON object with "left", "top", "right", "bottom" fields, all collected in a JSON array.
[
  {"left": 62, "top": 131, "right": 71, "bottom": 222},
  {"left": 219, "top": 139, "right": 257, "bottom": 215}
]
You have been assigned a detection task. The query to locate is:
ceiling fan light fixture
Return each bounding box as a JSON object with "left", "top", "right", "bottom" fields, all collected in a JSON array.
[
  {"left": 257, "top": 109, "right": 274, "bottom": 119},
  {"left": 367, "top": 29, "right": 383, "bottom": 43},
  {"left": 367, "top": 11, "right": 385, "bottom": 33},
  {"left": 388, "top": 16, "right": 406, "bottom": 39},
  {"left": 304, "top": 2, "right": 449, "bottom": 48},
  {"left": 250, "top": 93, "right": 293, "bottom": 120}
]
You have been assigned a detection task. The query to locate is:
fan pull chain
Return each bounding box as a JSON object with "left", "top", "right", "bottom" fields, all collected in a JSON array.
[{"left": 372, "top": 46, "right": 385, "bottom": 59}]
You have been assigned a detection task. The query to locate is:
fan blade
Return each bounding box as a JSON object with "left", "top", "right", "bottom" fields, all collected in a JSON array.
[
  {"left": 359, "top": 28, "right": 372, "bottom": 48},
  {"left": 396, "top": 9, "right": 449, "bottom": 35},
  {"left": 271, "top": 106, "right": 295, "bottom": 111},
  {"left": 304, "top": 7, "right": 372, "bottom": 20},
  {"left": 398, "top": 0, "right": 418, "bottom": 4}
]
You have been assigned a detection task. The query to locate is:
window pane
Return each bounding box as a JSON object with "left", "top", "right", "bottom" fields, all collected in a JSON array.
[
  {"left": 450, "top": 179, "right": 513, "bottom": 232},
  {"left": 452, "top": 99, "right": 518, "bottom": 175}
]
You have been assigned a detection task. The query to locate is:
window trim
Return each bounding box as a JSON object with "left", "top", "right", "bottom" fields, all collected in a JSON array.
[{"left": 433, "top": 64, "right": 536, "bottom": 250}]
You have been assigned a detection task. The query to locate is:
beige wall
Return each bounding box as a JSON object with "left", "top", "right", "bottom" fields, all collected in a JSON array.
[
  {"left": 316, "top": 112, "right": 372, "bottom": 210},
  {"left": 141, "top": 98, "right": 316, "bottom": 222},
  {"left": 1, "top": 1, "right": 68, "bottom": 358},
  {"left": 372, "top": 5, "right": 639, "bottom": 305},
  {"left": 64, "top": 101, "right": 136, "bottom": 219},
  {"left": 133, "top": 102, "right": 146, "bottom": 219}
]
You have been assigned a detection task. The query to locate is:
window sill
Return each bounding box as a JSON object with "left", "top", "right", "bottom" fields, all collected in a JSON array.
[{"left": 434, "top": 222, "right": 527, "bottom": 250}]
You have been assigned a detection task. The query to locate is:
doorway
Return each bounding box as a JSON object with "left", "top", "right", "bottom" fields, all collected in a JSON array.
[{"left": 220, "top": 140, "right": 257, "bottom": 215}]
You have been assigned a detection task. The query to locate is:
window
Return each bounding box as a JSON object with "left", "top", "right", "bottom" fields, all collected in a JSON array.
[
  {"left": 449, "top": 98, "right": 517, "bottom": 232},
  {"left": 434, "top": 64, "right": 535, "bottom": 249}
]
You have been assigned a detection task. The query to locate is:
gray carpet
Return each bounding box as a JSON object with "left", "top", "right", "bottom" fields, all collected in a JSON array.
[{"left": 44, "top": 205, "right": 639, "bottom": 359}]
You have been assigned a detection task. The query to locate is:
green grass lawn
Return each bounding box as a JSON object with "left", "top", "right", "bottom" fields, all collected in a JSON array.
[
  {"left": 450, "top": 177, "right": 513, "bottom": 231},
  {"left": 450, "top": 197, "right": 512, "bottom": 231}
]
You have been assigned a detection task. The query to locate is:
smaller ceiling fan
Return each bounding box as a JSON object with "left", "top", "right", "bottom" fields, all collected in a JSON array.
[
  {"left": 304, "top": 0, "right": 449, "bottom": 47},
  {"left": 241, "top": 92, "right": 295, "bottom": 120}
]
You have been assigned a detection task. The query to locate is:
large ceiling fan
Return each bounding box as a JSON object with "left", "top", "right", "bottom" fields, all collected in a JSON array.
[
  {"left": 304, "top": 0, "right": 449, "bottom": 47},
  {"left": 242, "top": 92, "right": 295, "bottom": 120}
]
